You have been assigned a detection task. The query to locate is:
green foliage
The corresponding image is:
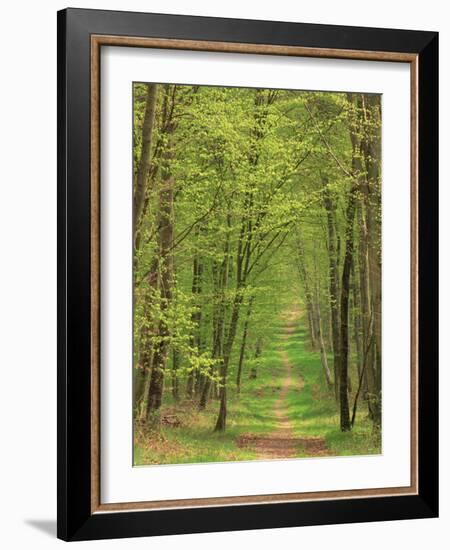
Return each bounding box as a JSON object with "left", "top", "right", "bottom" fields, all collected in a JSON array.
[
  {"left": 284, "top": 325, "right": 380, "bottom": 456},
  {"left": 133, "top": 82, "right": 382, "bottom": 460},
  {"left": 134, "top": 314, "right": 380, "bottom": 465}
]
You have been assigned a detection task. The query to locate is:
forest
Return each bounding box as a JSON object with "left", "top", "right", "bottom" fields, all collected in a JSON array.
[{"left": 132, "top": 82, "right": 382, "bottom": 465}]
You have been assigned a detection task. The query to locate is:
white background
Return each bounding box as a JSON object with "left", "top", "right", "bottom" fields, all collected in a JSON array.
[
  {"left": 0, "top": 1, "right": 447, "bottom": 548},
  {"left": 102, "top": 48, "right": 411, "bottom": 504}
]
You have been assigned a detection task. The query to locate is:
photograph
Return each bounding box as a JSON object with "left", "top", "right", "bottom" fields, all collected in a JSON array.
[
  {"left": 0, "top": 0, "right": 443, "bottom": 546},
  {"left": 132, "top": 83, "right": 383, "bottom": 466},
  {"left": 54, "top": 6, "right": 438, "bottom": 541}
]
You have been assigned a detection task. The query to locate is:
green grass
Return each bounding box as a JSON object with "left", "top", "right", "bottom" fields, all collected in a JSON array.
[
  {"left": 284, "top": 326, "right": 381, "bottom": 457},
  {"left": 134, "top": 314, "right": 381, "bottom": 466},
  {"left": 133, "top": 340, "right": 286, "bottom": 465}
]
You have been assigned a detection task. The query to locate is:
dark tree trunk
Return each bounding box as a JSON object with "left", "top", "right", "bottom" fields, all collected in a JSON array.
[
  {"left": 213, "top": 206, "right": 249, "bottom": 431},
  {"left": 323, "top": 181, "right": 341, "bottom": 399},
  {"left": 295, "top": 230, "right": 317, "bottom": 350},
  {"left": 215, "top": 386, "right": 227, "bottom": 434},
  {"left": 236, "top": 297, "right": 254, "bottom": 394},
  {"left": 357, "top": 203, "right": 378, "bottom": 420},
  {"left": 249, "top": 337, "right": 263, "bottom": 379},
  {"left": 171, "top": 349, "right": 180, "bottom": 401},
  {"left": 146, "top": 88, "right": 176, "bottom": 425},
  {"left": 146, "top": 174, "right": 174, "bottom": 422},
  {"left": 351, "top": 258, "right": 367, "bottom": 400},
  {"left": 187, "top": 244, "right": 204, "bottom": 399},
  {"left": 133, "top": 84, "right": 158, "bottom": 248},
  {"left": 356, "top": 96, "right": 382, "bottom": 429},
  {"left": 214, "top": 293, "right": 242, "bottom": 432},
  {"left": 362, "top": 95, "right": 382, "bottom": 428},
  {"left": 338, "top": 92, "right": 370, "bottom": 432},
  {"left": 133, "top": 84, "right": 160, "bottom": 420},
  {"left": 136, "top": 258, "right": 159, "bottom": 422},
  {"left": 339, "top": 182, "right": 357, "bottom": 432},
  {"left": 199, "top": 239, "right": 229, "bottom": 410}
]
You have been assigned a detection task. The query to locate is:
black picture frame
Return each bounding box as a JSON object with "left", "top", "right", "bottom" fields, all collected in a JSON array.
[{"left": 57, "top": 7, "right": 438, "bottom": 541}]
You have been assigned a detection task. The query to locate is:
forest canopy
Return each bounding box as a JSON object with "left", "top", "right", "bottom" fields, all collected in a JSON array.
[{"left": 132, "top": 83, "right": 382, "bottom": 465}]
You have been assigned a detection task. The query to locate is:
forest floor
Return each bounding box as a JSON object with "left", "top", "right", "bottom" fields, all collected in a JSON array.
[
  {"left": 134, "top": 308, "right": 381, "bottom": 466},
  {"left": 236, "top": 308, "right": 329, "bottom": 459}
]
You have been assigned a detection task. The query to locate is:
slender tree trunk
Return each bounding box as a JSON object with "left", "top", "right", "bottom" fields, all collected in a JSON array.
[
  {"left": 295, "top": 230, "right": 317, "bottom": 350},
  {"left": 187, "top": 243, "right": 204, "bottom": 399},
  {"left": 323, "top": 182, "right": 341, "bottom": 399},
  {"left": 146, "top": 91, "right": 176, "bottom": 424},
  {"left": 315, "top": 297, "right": 333, "bottom": 388},
  {"left": 249, "top": 337, "right": 263, "bottom": 379},
  {"left": 362, "top": 95, "right": 382, "bottom": 428},
  {"left": 311, "top": 248, "right": 333, "bottom": 388},
  {"left": 186, "top": 372, "right": 195, "bottom": 399},
  {"left": 199, "top": 238, "right": 229, "bottom": 410},
  {"left": 236, "top": 297, "right": 254, "bottom": 394},
  {"left": 339, "top": 181, "right": 357, "bottom": 432},
  {"left": 351, "top": 258, "right": 367, "bottom": 400},
  {"left": 146, "top": 170, "right": 174, "bottom": 424},
  {"left": 133, "top": 84, "right": 158, "bottom": 248},
  {"left": 214, "top": 292, "right": 242, "bottom": 432},
  {"left": 338, "top": 92, "right": 370, "bottom": 432},
  {"left": 133, "top": 85, "right": 159, "bottom": 420},
  {"left": 213, "top": 201, "right": 251, "bottom": 431},
  {"left": 136, "top": 258, "right": 159, "bottom": 422},
  {"left": 171, "top": 349, "right": 180, "bottom": 401},
  {"left": 358, "top": 181, "right": 380, "bottom": 425}
]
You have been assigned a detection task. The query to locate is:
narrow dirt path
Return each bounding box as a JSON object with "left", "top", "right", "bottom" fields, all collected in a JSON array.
[{"left": 237, "top": 308, "right": 329, "bottom": 459}]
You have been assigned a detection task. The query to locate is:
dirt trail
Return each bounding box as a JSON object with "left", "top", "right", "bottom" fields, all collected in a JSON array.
[{"left": 237, "top": 308, "right": 329, "bottom": 459}]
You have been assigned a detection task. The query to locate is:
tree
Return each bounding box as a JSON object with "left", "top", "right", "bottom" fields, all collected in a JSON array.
[{"left": 132, "top": 84, "right": 382, "bottom": 442}]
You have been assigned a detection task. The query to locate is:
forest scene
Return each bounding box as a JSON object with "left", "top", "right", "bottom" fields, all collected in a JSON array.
[{"left": 132, "top": 82, "right": 382, "bottom": 466}]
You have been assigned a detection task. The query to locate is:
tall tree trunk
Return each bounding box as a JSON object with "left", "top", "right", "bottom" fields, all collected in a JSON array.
[
  {"left": 136, "top": 260, "right": 159, "bottom": 422},
  {"left": 351, "top": 258, "right": 367, "bottom": 400},
  {"left": 236, "top": 297, "right": 254, "bottom": 394},
  {"left": 146, "top": 170, "right": 174, "bottom": 424},
  {"left": 314, "top": 296, "right": 333, "bottom": 388},
  {"left": 187, "top": 241, "right": 204, "bottom": 399},
  {"left": 323, "top": 181, "right": 341, "bottom": 399},
  {"left": 214, "top": 292, "right": 242, "bottom": 432},
  {"left": 133, "top": 84, "right": 159, "bottom": 420},
  {"left": 295, "top": 230, "right": 317, "bottom": 350},
  {"left": 171, "top": 349, "right": 180, "bottom": 401},
  {"left": 339, "top": 181, "right": 357, "bottom": 432},
  {"left": 338, "top": 93, "right": 365, "bottom": 432},
  {"left": 357, "top": 200, "right": 379, "bottom": 422},
  {"left": 311, "top": 248, "right": 333, "bottom": 388},
  {"left": 133, "top": 84, "right": 158, "bottom": 249},
  {"left": 338, "top": 92, "right": 377, "bottom": 432},
  {"left": 361, "top": 95, "right": 382, "bottom": 428},
  {"left": 249, "top": 337, "right": 263, "bottom": 379},
  {"left": 213, "top": 197, "right": 251, "bottom": 430},
  {"left": 145, "top": 90, "right": 176, "bottom": 425},
  {"left": 308, "top": 305, "right": 318, "bottom": 352},
  {"left": 199, "top": 236, "right": 230, "bottom": 410}
]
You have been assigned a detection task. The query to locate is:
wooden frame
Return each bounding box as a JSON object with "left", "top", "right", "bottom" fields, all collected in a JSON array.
[{"left": 58, "top": 7, "right": 438, "bottom": 541}]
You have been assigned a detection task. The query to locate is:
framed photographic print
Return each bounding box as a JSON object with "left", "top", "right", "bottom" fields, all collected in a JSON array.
[{"left": 57, "top": 8, "right": 438, "bottom": 541}]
